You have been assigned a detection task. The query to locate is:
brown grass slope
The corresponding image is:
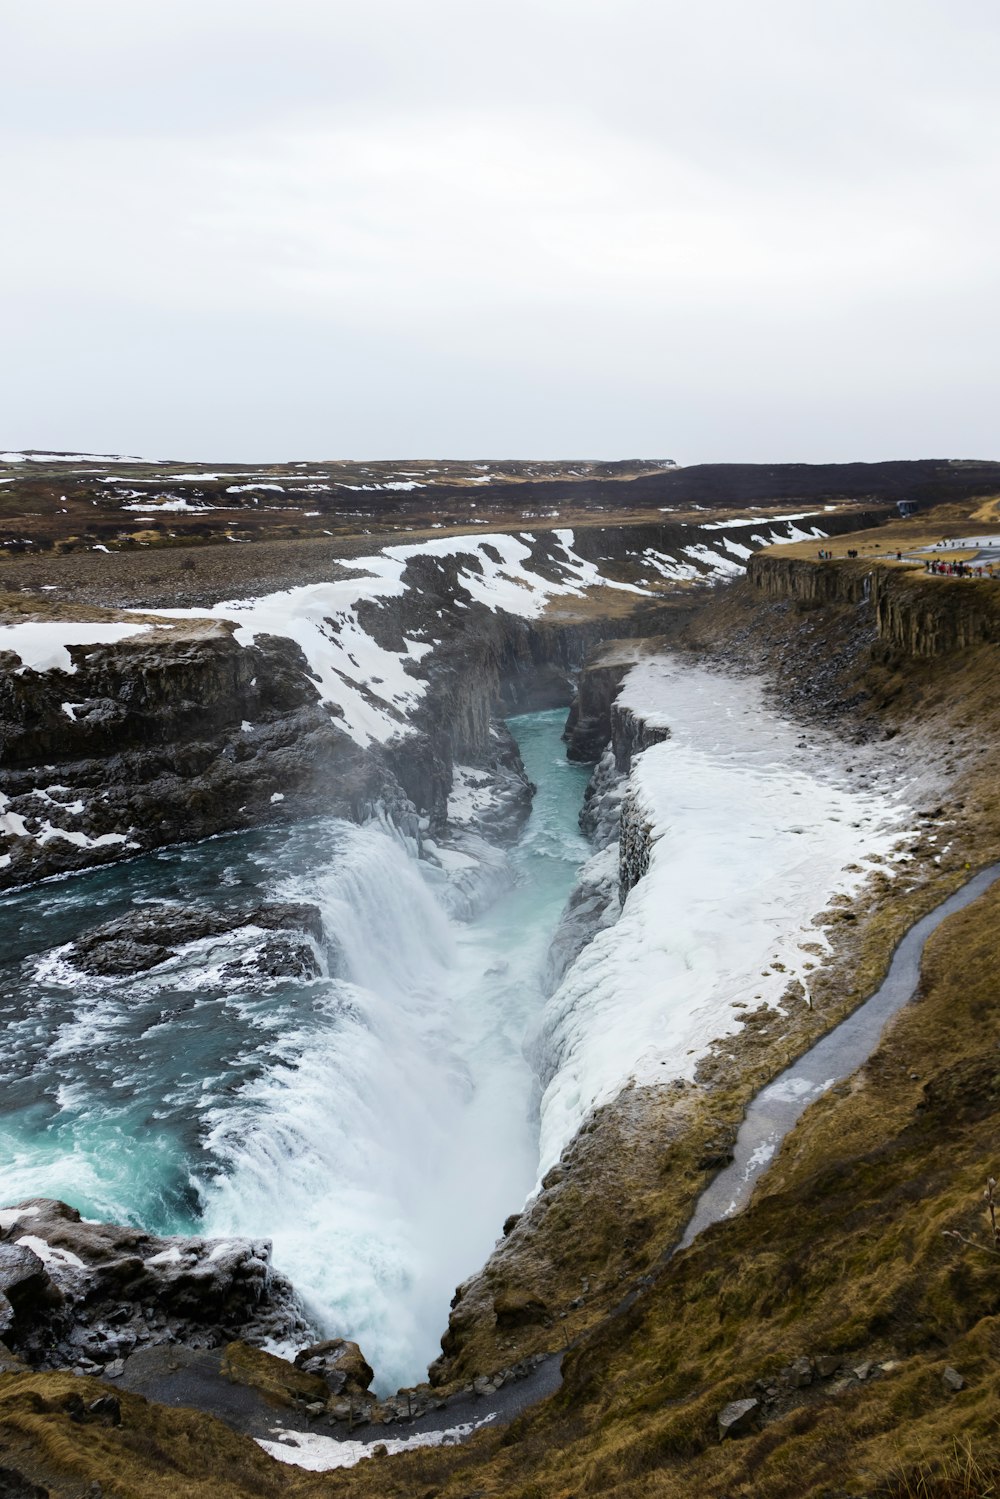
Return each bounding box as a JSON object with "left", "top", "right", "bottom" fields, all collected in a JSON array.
[{"left": 5, "top": 873, "right": 998, "bottom": 1498}]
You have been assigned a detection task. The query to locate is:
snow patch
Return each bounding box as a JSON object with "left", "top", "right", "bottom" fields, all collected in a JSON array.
[
  {"left": 145, "top": 1246, "right": 183, "bottom": 1266},
  {"left": 0, "top": 1206, "right": 40, "bottom": 1230},
  {"left": 0, "top": 622, "right": 150, "bottom": 674},
  {"left": 257, "top": 1414, "right": 496, "bottom": 1471},
  {"left": 132, "top": 531, "right": 652, "bottom": 748},
  {"left": 15, "top": 1234, "right": 86, "bottom": 1269}
]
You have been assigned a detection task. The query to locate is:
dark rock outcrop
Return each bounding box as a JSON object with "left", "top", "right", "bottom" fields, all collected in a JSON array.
[
  {"left": 0, "top": 1244, "right": 60, "bottom": 1340},
  {"left": 0, "top": 1198, "right": 309, "bottom": 1371},
  {"left": 746, "top": 552, "right": 1000, "bottom": 658},
  {"left": 67, "top": 900, "right": 325, "bottom": 978},
  {"left": 0, "top": 624, "right": 407, "bottom": 890}
]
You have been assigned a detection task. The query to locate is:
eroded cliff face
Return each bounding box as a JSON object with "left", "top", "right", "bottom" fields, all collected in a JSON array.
[
  {"left": 744, "top": 553, "right": 871, "bottom": 608},
  {"left": 745, "top": 552, "right": 1000, "bottom": 657},
  {"left": 870, "top": 568, "right": 1000, "bottom": 655},
  {"left": 563, "top": 655, "right": 642, "bottom": 763},
  {"left": 0, "top": 624, "right": 405, "bottom": 889}
]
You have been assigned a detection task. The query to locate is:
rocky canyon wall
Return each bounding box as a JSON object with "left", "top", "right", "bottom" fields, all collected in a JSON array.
[{"left": 746, "top": 552, "right": 1000, "bottom": 657}]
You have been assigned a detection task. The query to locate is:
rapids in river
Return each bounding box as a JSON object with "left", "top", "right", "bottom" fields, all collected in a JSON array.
[{"left": 0, "top": 711, "right": 591, "bottom": 1391}]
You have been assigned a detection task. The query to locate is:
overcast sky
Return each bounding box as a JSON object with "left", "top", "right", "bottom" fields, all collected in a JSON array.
[{"left": 3, "top": 0, "right": 999, "bottom": 463}]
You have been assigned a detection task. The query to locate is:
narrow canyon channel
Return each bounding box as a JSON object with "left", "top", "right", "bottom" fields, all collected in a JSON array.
[{"left": 0, "top": 710, "right": 591, "bottom": 1393}]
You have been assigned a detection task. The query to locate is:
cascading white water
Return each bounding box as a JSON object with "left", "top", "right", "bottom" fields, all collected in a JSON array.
[
  {"left": 196, "top": 718, "right": 591, "bottom": 1389},
  {"left": 196, "top": 827, "right": 510, "bottom": 1385}
]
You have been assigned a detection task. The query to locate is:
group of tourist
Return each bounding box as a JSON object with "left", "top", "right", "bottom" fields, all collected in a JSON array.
[
  {"left": 924, "top": 559, "right": 996, "bottom": 579},
  {"left": 813, "top": 540, "right": 997, "bottom": 580}
]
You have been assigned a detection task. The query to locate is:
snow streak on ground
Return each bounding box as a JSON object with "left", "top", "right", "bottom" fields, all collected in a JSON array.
[
  {"left": 0, "top": 451, "right": 157, "bottom": 465},
  {"left": 126, "top": 526, "right": 809, "bottom": 747},
  {"left": 109, "top": 530, "right": 657, "bottom": 746},
  {"left": 530, "top": 658, "right": 916, "bottom": 1178}
]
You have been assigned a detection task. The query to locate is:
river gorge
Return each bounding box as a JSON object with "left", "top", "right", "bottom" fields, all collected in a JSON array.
[
  {"left": 2, "top": 463, "right": 999, "bottom": 1495},
  {"left": 1, "top": 649, "right": 916, "bottom": 1405}
]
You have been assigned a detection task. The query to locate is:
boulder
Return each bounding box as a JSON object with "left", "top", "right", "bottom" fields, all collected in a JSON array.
[
  {"left": 782, "top": 1355, "right": 813, "bottom": 1388},
  {"left": 718, "top": 1398, "right": 759, "bottom": 1440},
  {"left": 942, "top": 1365, "right": 965, "bottom": 1393},
  {"left": 0, "top": 1244, "right": 60, "bottom": 1340},
  {"left": 0, "top": 1244, "right": 52, "bottom": 1303},
  {"left": 814, "top": 1354, "right": 840, "bottom": 1378},
  {"left": 293, "top": 1338, "right": 374, "bottom": 1394}
]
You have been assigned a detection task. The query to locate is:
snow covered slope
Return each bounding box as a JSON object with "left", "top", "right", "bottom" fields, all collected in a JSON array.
[{"left": 531, "top": 657, "right": 917, "bottom": 1177}]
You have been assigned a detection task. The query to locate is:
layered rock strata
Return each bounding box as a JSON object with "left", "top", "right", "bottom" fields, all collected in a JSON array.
[{"left": 746, "top": 552, "right": 1000, "bottom": 657}]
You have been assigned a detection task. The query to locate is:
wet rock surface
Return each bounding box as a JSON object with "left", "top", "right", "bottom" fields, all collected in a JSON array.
[
  {"left": 67, "top": 900, "right": 326, "bottom": 976},
  {"left": 0, "top": 1199, "right": 310, "bottom": 1371},
  {"left": 112, "top": 1337, "right": 559, "bottom": 1452}
]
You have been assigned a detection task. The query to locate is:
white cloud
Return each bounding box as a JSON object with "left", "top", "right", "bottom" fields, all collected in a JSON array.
[{"left": 2, "top": 0, "right": 999, "bottom": 459}]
